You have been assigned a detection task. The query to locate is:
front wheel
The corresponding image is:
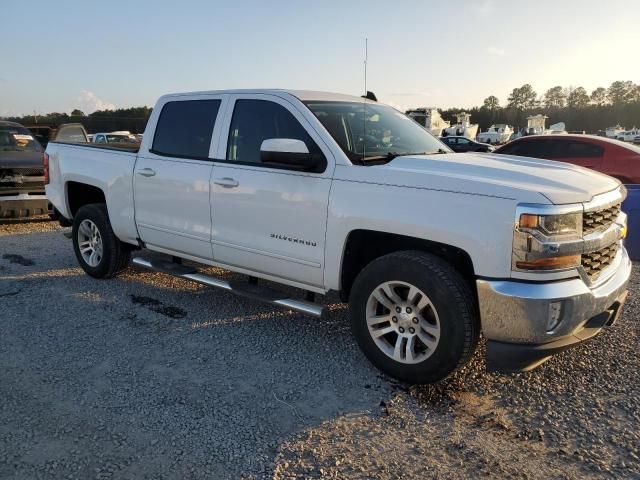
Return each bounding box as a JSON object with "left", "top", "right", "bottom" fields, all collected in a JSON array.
[
  {"left": 349, "top": 251, "right": 479, "bottom": 384},
  {"left": 72, "top": 204, "right": 131, "bottom": 279}
]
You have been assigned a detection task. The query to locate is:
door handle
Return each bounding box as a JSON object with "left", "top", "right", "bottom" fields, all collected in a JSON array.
[
  {"left": 214, "top": 177, "right": 239, "bottom": 188},
  {"left": 137, "top": 168, "right": 156, "bottom": 177}
]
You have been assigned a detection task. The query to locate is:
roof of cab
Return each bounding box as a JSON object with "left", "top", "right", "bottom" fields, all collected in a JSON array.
[{"left": 160, "top": 89, "right": 368, "bottom": 103}]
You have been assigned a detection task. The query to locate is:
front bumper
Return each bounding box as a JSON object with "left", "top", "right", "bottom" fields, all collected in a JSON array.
[{"left": 477, "top": 246, "right": 632, "bottom": 372}]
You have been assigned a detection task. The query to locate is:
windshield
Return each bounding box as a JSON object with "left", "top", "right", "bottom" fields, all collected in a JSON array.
[
  {"left": 55, "top": 125, "right": 88, "bottom": 144},
  {"left": 305, "top": 101, "right": 450, "bottom": 163},
  {"left": 0, "top": 125, "right": 43, "bottom": 152}
]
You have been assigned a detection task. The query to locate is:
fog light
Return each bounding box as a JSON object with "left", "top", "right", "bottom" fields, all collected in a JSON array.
[{"left": 547, "top": 301, "right": 563, "bottom": 332}]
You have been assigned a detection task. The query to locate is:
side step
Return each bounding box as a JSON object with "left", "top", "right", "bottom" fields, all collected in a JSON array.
[{"left": 131, "top": 257, "right": 328, "bottom": 319}]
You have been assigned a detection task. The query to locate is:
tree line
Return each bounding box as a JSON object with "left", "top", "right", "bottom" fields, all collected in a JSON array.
[
  {"left": 3, "top": 80, "right": 640, "bottom": 135},
  {"left": 4, "top": 107, "right": 152, "bottom": 134},
  {"left": 439, "top": 81, "right": 640, "bottom": 134}
]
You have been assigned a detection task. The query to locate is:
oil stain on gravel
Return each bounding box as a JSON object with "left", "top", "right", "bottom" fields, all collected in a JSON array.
[
  {"left": 129, "top": 294, "right": 187, "bottom": 319},
  {"left": 2, "top": 253, "right": 35, "bottom": 266}
]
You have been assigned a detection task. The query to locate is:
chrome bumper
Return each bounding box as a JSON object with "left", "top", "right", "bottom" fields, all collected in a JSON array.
[
  {"left": 0, "top": 193, "right": 49, "bottom": 216},
  {"left": 477, "top": 246, "right": 631, "bottom": 372}
]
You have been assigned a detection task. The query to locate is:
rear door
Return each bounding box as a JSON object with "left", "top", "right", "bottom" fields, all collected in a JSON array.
[
  {"left": 210, "top": 94, "right": 334, "bottom": 288},
  {"left": 547, "top": 139, "right": 604, "bottom": 169},
  {"left": 134, "top": 95, "right": 226, "bottom": 260}
]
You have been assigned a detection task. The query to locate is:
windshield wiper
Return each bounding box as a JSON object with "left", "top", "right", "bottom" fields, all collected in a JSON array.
[
  {"left": 355, "top": 149, "right": 451, "bottom": 164},
  {"left": 362, "top": 151, "right": 447, "bottom": 161}
]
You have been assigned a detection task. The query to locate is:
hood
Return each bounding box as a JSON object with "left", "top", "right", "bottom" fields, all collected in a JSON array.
[
  {"left": 0, "top": 150, "right": 44, "bottom": 169},
  {"left": 369, "top": 153, "right": 619, "bottom": 205}
]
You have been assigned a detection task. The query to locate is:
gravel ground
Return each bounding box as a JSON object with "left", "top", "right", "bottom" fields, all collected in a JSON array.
[{"left": 0, "top": 218, "right": 639, "bottom": 479}]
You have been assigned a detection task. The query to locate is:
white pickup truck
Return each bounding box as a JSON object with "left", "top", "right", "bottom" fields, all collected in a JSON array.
[{"left": 45, "top": 89, "right": 631, "bottom": 383}]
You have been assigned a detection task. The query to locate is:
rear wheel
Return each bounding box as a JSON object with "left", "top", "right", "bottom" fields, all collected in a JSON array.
[
  {"left": 72, "top": 204, "right": 131, "bottom": 278},
  {"left": 349, "top": 251, "right": 479, "bottom": 383}
]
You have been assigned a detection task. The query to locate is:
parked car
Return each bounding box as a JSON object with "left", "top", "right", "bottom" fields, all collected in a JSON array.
[
  {"left": 439, "top": 136, "right": 494, "bottom": 153},
  {"left": 494, "top": 134, "right": 640, "bottom": 184},
  {"left": 0, "top": 121, "right": 48, "bottom": 217},
  {"left": 616, "top": 130, "right": 639, "bottom": 142},
  {"left": 45, "top": 89, "right": 630, "bottom": 383},
  {"left": 25, "top": 123, "right": 89, "bottom": 148},
  {"left": 92, "top": 131, "right": 140, "bottom": 145}
]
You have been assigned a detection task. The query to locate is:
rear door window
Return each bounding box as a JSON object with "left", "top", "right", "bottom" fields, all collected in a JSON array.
[
  {"left": 564, "top": 141, "right": 604, "bottom": 158},
  {"left": 152, "top": 99, "right": 221, "bottom": 159}
]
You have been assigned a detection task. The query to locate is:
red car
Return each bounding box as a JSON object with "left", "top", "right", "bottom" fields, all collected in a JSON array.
[{"left": 494, "top": 134, "right": 640, "bottom": 184}]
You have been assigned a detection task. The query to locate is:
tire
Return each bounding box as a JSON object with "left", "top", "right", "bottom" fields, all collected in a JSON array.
[
  {"left": 72, "top": 204, "right": 131, "bottom": 279},
  {"left": 49, "top": 207, "right": 72, "bottom": 226},
  {"left": 349, "top": 250, "right": 479, "bottom": 384}
]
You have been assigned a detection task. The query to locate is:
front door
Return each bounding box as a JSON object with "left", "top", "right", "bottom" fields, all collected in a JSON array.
[
  {"left": 210, "top": 94, "right": 334, "bottom": 288},
  {"left": 134, "top": 95, "right": 226, "bottom": 260}
]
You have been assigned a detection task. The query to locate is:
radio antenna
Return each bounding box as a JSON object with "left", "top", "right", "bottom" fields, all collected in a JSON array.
[
  {"left": 364, "top": 38, "right": 368, "bottom": 95},
  {"left": 362, "top": 38, "right": 368, "bottom": 159}
]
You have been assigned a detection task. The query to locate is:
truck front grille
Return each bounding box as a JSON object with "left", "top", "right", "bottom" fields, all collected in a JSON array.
[
  {"left": 8, "top": 167, "right": 44, "bottom": 176},
  {"left": 581, "top": 242, "right": 619, "bottom": 281},
  {"left": 583, "top": 203, "right": 621, "bottom": 235}
]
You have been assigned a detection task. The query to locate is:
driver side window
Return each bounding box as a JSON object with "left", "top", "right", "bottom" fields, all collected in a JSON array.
[{"left": 227, "top": 99, "right": 320, "bottom": 164}]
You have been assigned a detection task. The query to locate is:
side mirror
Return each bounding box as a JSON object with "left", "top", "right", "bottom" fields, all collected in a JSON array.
[{"left": 260, "top": 138, "right": 325, "bottom": 172}]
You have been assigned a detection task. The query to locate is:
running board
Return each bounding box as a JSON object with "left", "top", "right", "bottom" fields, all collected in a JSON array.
[{"left": 131, "top": 257, "right": 328, "bottom": 319}]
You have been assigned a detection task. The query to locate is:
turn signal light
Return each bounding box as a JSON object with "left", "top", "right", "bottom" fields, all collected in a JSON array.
[
  {"left": 516, "top": 254, "right": 581, "bottom": 271},
  {"left": 519, "top": 213, "right": 539, "bottom": 229}
]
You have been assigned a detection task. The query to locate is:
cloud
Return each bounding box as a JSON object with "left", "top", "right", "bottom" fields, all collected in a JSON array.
[
  {"left": 472, "top": 0, "right": 495, "bottom": 17},
  {"left": 75, "top": 90, "right": 116, "bottom": 113},
  {"left": 487, "top": 46, "right": 505, "bottom": 57}
]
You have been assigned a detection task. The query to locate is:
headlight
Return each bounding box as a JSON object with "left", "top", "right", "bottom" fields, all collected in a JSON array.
[
  {"left": 518, "top": 212, "right": 582, "bottom": 237},
  {"left": 513, "top": 210, "right": 583, "bottom": 272}
]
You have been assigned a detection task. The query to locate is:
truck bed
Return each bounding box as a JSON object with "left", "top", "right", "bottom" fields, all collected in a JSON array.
[{"left": 45, "top": 141, "right": 139, "bottom": 244}]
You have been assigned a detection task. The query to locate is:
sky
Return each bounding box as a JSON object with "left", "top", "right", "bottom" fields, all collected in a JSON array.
[{"left": 1, "top": 0, "right": 639, "bottom": 116}]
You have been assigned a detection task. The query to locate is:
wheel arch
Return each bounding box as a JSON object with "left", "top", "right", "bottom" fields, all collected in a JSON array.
[
  {"left": 338, "top": 229, "right": 476, "bottom": 301},
  {"left": 65, "top": 181, "right": 106, "bottom": 217}
]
